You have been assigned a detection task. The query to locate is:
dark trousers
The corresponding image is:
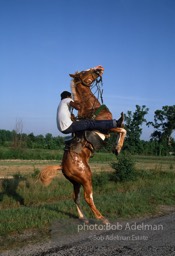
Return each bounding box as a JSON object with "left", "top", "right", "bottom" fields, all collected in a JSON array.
[{"left": 62, "top": 119, "right": 116, "bottom": 134}]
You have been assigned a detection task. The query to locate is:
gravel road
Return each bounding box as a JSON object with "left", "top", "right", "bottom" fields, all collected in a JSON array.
[{"left": 1, "top": 212, "right": 175, "bottom": 256}]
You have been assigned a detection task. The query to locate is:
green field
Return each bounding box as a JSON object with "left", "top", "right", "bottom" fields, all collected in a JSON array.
[{"left": 0, "top": 153, "right": 175, "bottom": 251}]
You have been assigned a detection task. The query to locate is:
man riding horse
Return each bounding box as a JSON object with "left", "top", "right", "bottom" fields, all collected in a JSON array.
[
  {"left": 57, "top": 90, "right": 124, "bottom": 138},
  {"left": 39, "top": 65, "right": 126, "bottom": 224}
]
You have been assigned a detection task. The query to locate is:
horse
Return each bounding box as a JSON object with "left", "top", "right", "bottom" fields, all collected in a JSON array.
[{"left": 39, "top": 65, "right": 126, "bottom": 224}]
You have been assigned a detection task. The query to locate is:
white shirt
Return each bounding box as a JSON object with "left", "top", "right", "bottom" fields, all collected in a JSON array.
[{"left": 56, "top": 98, "right": 73, "bottom": 132}]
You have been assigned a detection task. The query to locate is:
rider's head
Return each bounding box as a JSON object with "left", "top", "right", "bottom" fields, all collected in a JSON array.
[{"left": 60, "top": 91, "right": 72, "bottom": 100}]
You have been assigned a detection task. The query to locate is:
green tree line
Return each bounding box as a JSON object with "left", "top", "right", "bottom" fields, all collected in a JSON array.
[{"left": 0, "top": 130, "right": 64, "bottom": 150}]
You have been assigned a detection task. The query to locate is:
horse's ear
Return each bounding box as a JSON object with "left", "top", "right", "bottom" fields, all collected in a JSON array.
[{"left": 69, "top": 74, "right": 75, "bottom": 78}]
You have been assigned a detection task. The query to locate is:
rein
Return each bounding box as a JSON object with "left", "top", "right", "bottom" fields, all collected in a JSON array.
[
  {"left": 81, "top": 71, "right": 104, "bottom": 105},
  {"left": 82, "top": 78, "right": 104, "bottom": 112},
  {"left": 72, "top": 69, "right": 105, "bottom": 119},
  {"left": 95, "top": 76, "right": 103, "bottom": 104}
]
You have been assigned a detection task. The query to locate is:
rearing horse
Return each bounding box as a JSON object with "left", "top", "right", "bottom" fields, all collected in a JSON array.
[
  {"left": 70, "top": 65, "right": 126, "bottom": 154},
  {"left": 39, "top": 65, "right": 126, "bottom": 224}
]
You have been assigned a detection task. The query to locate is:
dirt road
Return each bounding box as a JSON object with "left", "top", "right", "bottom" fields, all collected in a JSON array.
[{"left": 1, "top": 211, "right": 175, "bottom": 256}]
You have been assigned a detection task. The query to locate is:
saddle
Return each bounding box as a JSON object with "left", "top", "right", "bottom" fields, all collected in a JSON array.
[{"left": 64, "top": 131, "right": 106, "bottom": 154}]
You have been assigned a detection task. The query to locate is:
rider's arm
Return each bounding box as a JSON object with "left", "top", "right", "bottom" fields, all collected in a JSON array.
[{"left": 70, "top": 101, "right": 81, "bottom": 110}]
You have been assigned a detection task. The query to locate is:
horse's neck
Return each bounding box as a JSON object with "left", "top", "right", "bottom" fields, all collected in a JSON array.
[{"left": 76, "top": 85, "right": 101, "bottom": 118}]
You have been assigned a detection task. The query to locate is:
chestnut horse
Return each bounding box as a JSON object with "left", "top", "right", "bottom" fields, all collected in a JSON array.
[{"left": 39, "top": 65, "right": 126, "bottom": 224}]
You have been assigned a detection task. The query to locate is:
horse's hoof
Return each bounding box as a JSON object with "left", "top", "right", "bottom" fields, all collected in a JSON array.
[
  {"left": 115, "top": 150, "right": 119, "bottom": 156},
  {"left": 79, "top": 217, "right": 89, "bottom": 224},
  {"left": 117, "top": 112, "right": 124, "bottom": 127},
  {"left": 112, "top": 149, "right": 120, "bottom": 156},
  {"left": 98, "top": 216, "right": 110, "bottom": 225},
  {"left": 102, "top": 218, "right": 110, "bottom": 225},
  {"left": 116, "top": 146, "right": 121, "bottom": 155}
]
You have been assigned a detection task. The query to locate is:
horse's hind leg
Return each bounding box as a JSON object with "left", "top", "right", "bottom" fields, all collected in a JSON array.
[
  {"left": 73, "top": 182, "right": 88, "bottom": 222},
  {"left": 116, "top": 128, "right": 126, "bottom": 154},
  {"left": 111, "top": 127, "right": 127, "bottom": 155},
  {"left": 110, "top": 112, "right": 127, "bottom": 155},
  {"left": 83, "top": 182, "right": 109, "bottom": 224},
  {"left": 115, "top": 113, "right": 126, "bottom": 154}
]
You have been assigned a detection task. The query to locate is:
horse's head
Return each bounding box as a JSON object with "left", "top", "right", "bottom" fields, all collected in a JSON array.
[
  {"left": 69, "top": 65, "right": 104, "bottom": 87},
  {"left": 69, "top": 65, "right": 104, "bottom": 118}
]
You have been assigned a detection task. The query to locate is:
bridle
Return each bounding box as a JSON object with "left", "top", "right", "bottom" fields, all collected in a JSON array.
[{"left": 74, "top": 69, "right": 102, "bottom": 86}]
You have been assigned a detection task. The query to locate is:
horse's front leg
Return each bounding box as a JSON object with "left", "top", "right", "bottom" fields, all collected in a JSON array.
[
  {"left": 110, "top": 127, "right": 127, "bottom": 155},
  {"left": 73, "top": 182, "right": 88, "bottom": 223},
  {"left": 83, "top": 180, "right": 109, "bottom": 224}
]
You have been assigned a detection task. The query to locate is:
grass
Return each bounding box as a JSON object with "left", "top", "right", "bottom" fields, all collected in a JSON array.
[
  {"left": 0, "top": 147, "right": 64, "bottom": 160},
  {"left": 0, "top": 154, "right": 175, "bottom": 251},
  {"left": 1, "top": 167, "right": 175, "bottom": 237},
  {"left": 0, "top": 152, "right": 174, "bottom": 177}
]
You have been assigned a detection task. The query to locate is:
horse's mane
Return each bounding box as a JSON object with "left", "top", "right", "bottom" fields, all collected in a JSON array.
[{"left": 70, "top": 79, "right": 78, "bottom": 101}]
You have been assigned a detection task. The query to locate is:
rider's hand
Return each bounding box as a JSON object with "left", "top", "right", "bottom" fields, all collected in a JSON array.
[
  {"left": 71, "top": 113, "right": 76, "bottom": 121},
  {"left": 70, "top": 101, "right": 81, "bottom": 110}
]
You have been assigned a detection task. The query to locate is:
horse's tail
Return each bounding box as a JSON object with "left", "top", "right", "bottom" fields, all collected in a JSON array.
[{"left": 38, "top": 165, "right": 62, "bottom": 186}]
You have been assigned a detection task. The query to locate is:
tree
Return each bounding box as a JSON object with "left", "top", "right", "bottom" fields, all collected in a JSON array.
[
  {"left": 45, "top": 133, "right": 56, "bottom": 149},
  {"left": 26, "top": 133, "right": 36, "bottom": 148},
  {"left": 35, "top": 135, "right": 45, "bottom": 148},
  {"left": 0, "top": 130, "right": 13, "bottom": 146},
  {"left": 147, "top": 105, "right": 175, "bottom": 155},
  {"left": 124, "top": 105, "right": 149, "bottom": 153},
  {"left": 12, "top": 119, "right": 24, "bottom": 149}
]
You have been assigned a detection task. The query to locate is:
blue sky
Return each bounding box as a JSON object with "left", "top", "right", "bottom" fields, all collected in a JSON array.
[{"left": 0, "top": 0, "right": 175, "bottom": 140}]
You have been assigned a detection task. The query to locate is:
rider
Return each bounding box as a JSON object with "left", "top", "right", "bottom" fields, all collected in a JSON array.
[{"left": 57, "top": 91, "right": 123, "bottom": 135}]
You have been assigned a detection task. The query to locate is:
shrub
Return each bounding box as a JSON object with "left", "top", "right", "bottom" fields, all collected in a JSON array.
[
  {"left": 111, "top": 153, "right": 136, "bottom": 182},
  {"left": 31, "top": 168, "right": 40, "bottom": 178},
  {"left": 92, "top": 172, "right": 110, "bottom": 187},
  {"left": 169, "top": 163, "right": 173, "bottom": 170}
]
